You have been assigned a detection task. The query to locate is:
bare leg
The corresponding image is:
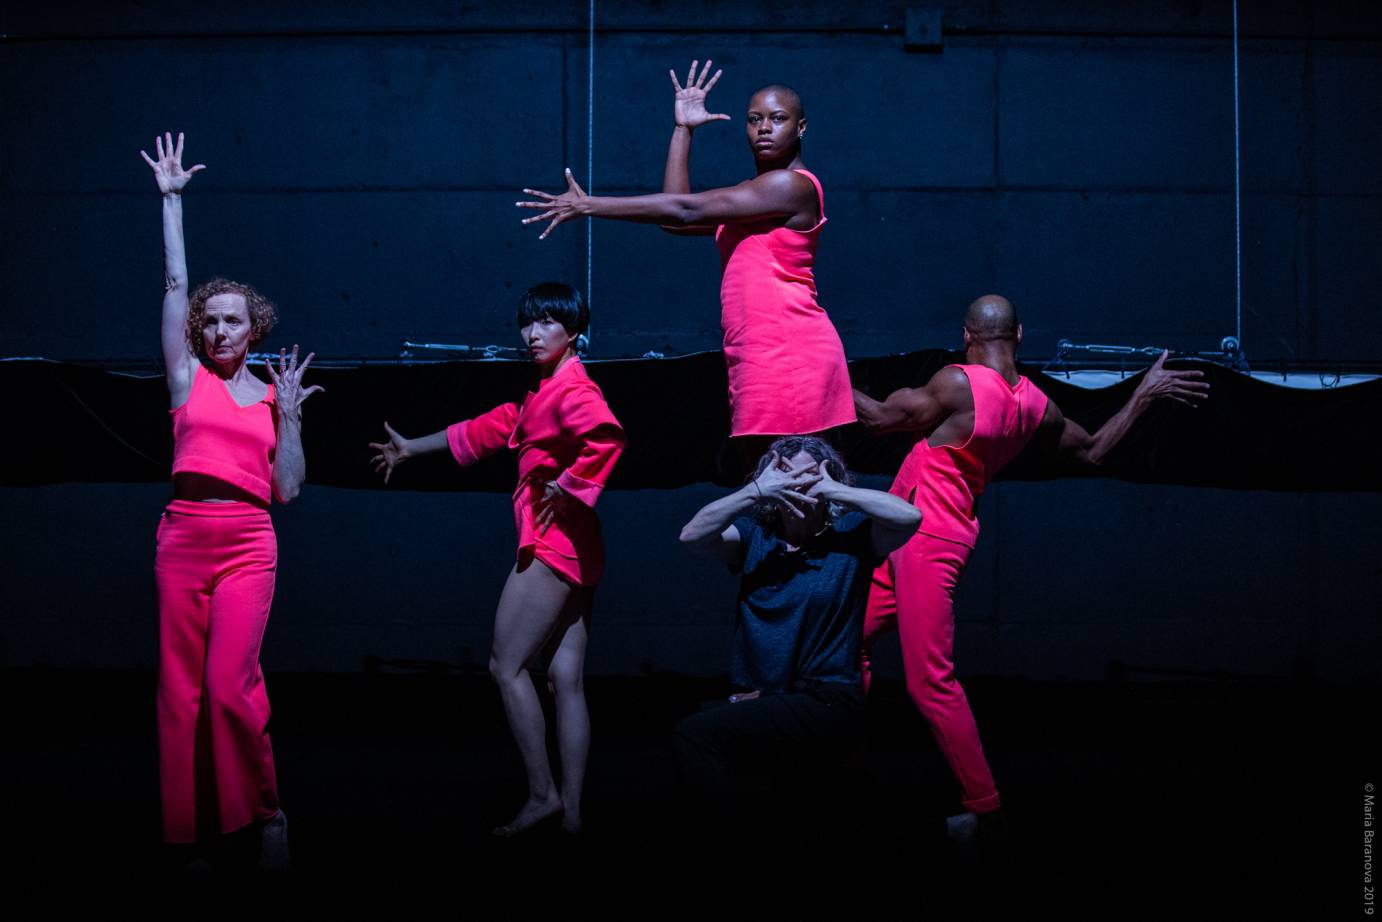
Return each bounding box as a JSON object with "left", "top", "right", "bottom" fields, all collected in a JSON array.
[
  {"left": 488, "top": 560, "right": 573, "bottom": 836},
  {"left": 543, "top": 590, "right": 593, "bottom": 832}
]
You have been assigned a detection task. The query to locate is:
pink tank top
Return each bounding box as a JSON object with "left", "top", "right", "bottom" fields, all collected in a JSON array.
[
  {"left": 171, "top": 363, "right": 277, "bottom": 504},
  {"left": 891, "top": 364, "right": 1049, "bottom": 547},
  {"left": 714, "top": 168, "right": 855, "bottom": 437}
]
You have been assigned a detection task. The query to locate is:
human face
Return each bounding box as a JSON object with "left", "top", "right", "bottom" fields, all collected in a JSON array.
[
  {"left": 202, "top": 293, "right": 254, "bottom": 367},
  {"left": 746, "top": 90, "right": 805, "bottom": 162},
  {"left": 776, "top": 449, "right": 822, "bottom": 480},
  {"left": 520, "top": 314, "right": 575, "bottom": 367},
  {"left": 776, "top": 449, "right": 829, "bottom": 530}
]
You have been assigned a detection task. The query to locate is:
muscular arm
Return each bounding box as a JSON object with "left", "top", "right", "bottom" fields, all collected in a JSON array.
[
  {"left": 592, "top": 171, "right": 808, "bottom": 227},
  {"left": 519, "top": 168, "right": 814, "bottom": 239},
  {"left": 854, "top": 367, "right": 968, "bottom": 435},
  {"left": 658, "top": 126, "right": 715, "bottom": 237}
]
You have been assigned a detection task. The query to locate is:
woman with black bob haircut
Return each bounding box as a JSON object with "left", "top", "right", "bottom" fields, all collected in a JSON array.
[
  {"left": 516, "top": 280, "right": 591, "bottom": 349},
  {"left": 371, "top": 281, "right": 625, "bottom": 836}
]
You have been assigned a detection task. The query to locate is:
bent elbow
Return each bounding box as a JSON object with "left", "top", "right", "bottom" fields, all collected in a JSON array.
[
  {"left": 852, "top": 394, "right": 886, "bottom": 433},
  {"left": 671, "top": 199, "right": 704, "bottom": 227},
  {"left": 858, "top": 413, "right": 885, "bottom": 434},
  {"left": 679, "top": 528, "right": 714, "bottom": 555}
]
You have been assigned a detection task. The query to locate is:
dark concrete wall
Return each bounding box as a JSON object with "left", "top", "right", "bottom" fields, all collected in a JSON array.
[{"left": 2, "top": 1, "right": 1379, "bottom": 680}]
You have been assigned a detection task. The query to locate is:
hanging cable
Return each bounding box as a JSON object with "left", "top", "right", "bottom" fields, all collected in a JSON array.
[
  {"left": 585, "top": 0, "right": 595, "bottom": 350},
  {"left": 1232, "top": 0, "right": 1243, "bottom": 347}
]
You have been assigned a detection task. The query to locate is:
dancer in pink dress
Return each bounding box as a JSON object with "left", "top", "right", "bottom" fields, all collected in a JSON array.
[
  {"left": 370, "top": 282, "right": 624, "bottom": 835},
  {"left": 516, "top": 61, "right": 854, "bottom": 457}
]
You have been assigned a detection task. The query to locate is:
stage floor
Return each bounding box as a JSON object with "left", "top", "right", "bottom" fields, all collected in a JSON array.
[{"left": 4, "top": 668, "right": 1370, "bottom": 920}]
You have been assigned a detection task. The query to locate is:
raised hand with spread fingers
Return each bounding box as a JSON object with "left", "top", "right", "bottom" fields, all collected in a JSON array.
[
  {"left": 670, "top": 59, "right": 729, "bottom": 130},
  {"left": 141, "top": 131, "right": 207, "bottom": 406}
]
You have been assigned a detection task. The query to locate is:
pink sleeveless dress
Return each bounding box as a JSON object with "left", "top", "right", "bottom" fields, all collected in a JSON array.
[{"left": 714, "top": 168, "right": 856, "bottom": 437}]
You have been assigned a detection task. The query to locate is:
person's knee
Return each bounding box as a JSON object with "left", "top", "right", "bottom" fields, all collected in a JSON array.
[
  {"left": 488, "top": 654, "right": 514, "bottom": 685},
  {"left": 905, "top": 667, "right": 959, "bottom": 712},
  {"left": 547, "top": 658, "right": 583, "bottom": 697},
  {"left": 204, "top": 670, "right": 249, "bottom": 718}
]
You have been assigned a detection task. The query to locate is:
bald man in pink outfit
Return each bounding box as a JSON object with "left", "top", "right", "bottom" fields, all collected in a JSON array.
[{"left": 854, "top": 295, "right": 1209, "bottom": 838}]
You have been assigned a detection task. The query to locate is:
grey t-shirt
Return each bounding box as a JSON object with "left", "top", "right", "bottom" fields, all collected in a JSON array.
[{"left": 730, "top": 511, "right": 878, "bottom": 692}]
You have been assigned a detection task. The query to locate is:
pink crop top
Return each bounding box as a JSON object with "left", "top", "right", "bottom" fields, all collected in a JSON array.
[{"left": 170, "top": 363, "right": 277, "bottom": 504}]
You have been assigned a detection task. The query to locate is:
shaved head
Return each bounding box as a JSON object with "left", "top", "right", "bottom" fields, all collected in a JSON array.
[
  {"left": 750, "top": 84, "right": 805, "bottom": 119},
  {"left": 963, "top": 294, "right": 1020, "bottom": 342}
]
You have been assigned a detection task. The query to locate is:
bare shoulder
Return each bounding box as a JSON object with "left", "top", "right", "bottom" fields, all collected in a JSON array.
[
  {"left": 928, "top": 366, "right": 972, "bottom": 405},
  {"left": 750, "top": 168, "right": 814, "bottom": 201}
]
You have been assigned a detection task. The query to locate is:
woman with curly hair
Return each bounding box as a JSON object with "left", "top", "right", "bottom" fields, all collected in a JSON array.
[{"left": 141, "top": 132, "right": 321, "bottom": 867}]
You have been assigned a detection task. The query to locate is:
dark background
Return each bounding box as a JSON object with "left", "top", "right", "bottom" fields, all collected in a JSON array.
[
  {"left": 2, "top": 3, "right": 1378, "bottom": 919},
  {"left": 2, "top": 0, "right": 1378, "bottom": 681}
]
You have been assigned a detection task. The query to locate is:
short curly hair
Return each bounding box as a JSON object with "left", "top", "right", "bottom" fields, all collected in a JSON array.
[{"left": 186, "top": 278, "right": 277, "bottom": 356}]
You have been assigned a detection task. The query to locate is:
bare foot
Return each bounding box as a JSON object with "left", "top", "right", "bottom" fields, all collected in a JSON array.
[
  {"left": 492, "top": 792, "right": 563, "bottom": 837},
  {"left": 560, "top": 808, "right": 582, "bottom": 835}
]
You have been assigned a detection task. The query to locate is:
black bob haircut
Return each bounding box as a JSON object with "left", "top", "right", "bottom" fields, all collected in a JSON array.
[{"left": 516, "top": 281, "right": 590, "bottom": 337}]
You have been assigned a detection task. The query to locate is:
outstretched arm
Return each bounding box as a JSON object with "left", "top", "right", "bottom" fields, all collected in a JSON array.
[
  {"left": 661, "top": 59, "right": 729, "bottom": 237},
  {"left": 369, "top": 402, "right": 520, "bottom": 484},
  {"left": 140, "top": 131, "right": 206, "bottom": 406},
  {"left": 368, "top": 424, "right": 449, "bottom": 484},
  {"left": 1047, "top": 351, "right": 1210, "bottom": 467},
  {"left": 517, "top": 167, "right": 813, "bottom": 240},
  {"left": 854, "top": 367, "right": 968, "bottom": 435}
]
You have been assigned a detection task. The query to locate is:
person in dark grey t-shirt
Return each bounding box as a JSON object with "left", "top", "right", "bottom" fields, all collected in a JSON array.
[{"left": 674, "top": 435, "right": 921, "bottom": 803}]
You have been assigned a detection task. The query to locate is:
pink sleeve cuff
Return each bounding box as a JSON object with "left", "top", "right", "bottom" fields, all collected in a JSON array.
[
  {"left": 447, "top": 421, "right": 479, "bottom": 467},
  {"left": 556, "top": 468, "right": 605, "bottom": 507}
]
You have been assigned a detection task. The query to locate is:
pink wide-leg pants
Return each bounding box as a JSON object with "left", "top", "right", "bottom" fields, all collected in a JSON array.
[{"left": 155, "top": 499, "right": 279, "bottom": 843}]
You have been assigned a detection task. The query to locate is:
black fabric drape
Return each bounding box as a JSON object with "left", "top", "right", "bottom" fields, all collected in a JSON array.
[{"left": 4, "top": 353, "right": 1378, "bottom": 492}]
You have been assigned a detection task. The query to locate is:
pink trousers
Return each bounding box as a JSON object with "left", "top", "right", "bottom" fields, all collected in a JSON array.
[
  {"left": 155, "top": 500, "right": 279, "bottom": 843},
  {"left": 863, "top": 532, "right": 1001, "bottom": 814}
]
